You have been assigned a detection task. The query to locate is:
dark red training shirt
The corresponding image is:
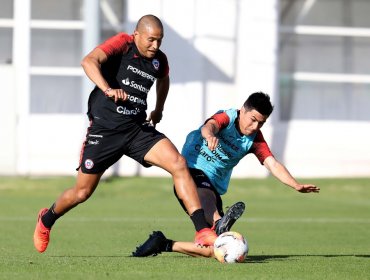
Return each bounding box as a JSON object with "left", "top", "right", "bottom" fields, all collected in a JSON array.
[{"left": 87, "top": 33, "right": 170, "bottom": 129}]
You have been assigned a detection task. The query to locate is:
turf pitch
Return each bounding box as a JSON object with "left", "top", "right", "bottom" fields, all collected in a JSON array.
[{"left": 0, "top": 176, "right": 369, "bottom": 279}]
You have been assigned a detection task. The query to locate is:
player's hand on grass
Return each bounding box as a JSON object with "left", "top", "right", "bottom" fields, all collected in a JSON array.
[{"left": 295, "top": 184, "right": 320, "bottom": 193}]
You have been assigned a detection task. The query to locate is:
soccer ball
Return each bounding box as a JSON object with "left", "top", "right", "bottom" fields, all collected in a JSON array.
[{"left": 213, "top": 231, "right": 248, "bottom": 263}]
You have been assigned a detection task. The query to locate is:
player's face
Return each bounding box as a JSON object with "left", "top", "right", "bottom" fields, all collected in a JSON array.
[
  {"left": 134, "top": 26, "right": 163, "bottom": 59},
  {"left": 238, "top": 108, "right": 268, "bottom": 136}
]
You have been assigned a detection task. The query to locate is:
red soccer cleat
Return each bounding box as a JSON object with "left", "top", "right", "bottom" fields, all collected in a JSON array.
[
  {"left": 33, "top": 208, "right": 51, "bottom": 253},
  {"left": 194, "top": 228, "right": 217, "bottom": 246}
]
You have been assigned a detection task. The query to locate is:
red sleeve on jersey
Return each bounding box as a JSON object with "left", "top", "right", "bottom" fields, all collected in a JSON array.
[
  {"left": 250, "top": 131, "right": 273, "bottom": 164},
  {"left": 97, "top": 33, "right": 133, "bottom": 56},
  {"left": 209, "top": 112, "right": 230, "bottom": 130}
]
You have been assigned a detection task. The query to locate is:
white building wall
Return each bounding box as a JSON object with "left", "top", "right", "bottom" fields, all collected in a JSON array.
[
  {"left": 1, "top": 0, "right": 369, "bottom": 178},
  {"left": 0, "top": 66, "right": 17, "bottom": 174}
]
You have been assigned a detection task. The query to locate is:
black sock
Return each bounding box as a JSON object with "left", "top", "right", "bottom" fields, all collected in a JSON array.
[
  {"left": 190, "top": 209, "right": 210, "bottom": 232},
  {"left": 214, "top": 219, "right": 221, "bottom": 228},
  {"left": 161, "top": 239, "right": 173, "bottom": 252},
  {"left": 41, "top": 203, "right": 61, "bottom": 229}
]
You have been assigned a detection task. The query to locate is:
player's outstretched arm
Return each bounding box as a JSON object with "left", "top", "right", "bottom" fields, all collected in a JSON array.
[{"left": 263, "top": 156, "right": 320, "bottom": 193}]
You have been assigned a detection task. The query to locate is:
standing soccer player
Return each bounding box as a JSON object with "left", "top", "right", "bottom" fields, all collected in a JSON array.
[{"left": 33, "top": 14, "right": 217, "bottom": 253}]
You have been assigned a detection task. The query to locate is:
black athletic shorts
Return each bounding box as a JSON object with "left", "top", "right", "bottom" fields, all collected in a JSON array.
[
  {"left": 174, "top": 168, "right": 224, "bottom": 216},
  {"left": 77, "top": 121, "right": 166, "bottom": 174}
]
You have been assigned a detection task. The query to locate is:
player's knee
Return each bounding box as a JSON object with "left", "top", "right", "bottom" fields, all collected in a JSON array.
[
  {"left": 75, "top": 188, "right": 93, "bottom": 203},
  {"left": 171, "top": 154, "right": 188, "bottom": 173}
]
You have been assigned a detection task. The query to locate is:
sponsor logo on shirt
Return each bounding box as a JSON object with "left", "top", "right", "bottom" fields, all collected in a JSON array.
[
  {"left": 121, "top": 78, "right": 150, "bottom": 94},
  {"left": 218, "top": 134, "right": 240, "bottom": 151},
  {"left": 126, "top": 94, "right": 146, "bottom": 105},
  {"left": 127, "top": 65, "right": 156, "bottom": 82},
  {"left": 116, "top": 106, "right": 140, "bottom": 116},
  {"left": 194, "top": 144, "right": 216, "bottom": 163},
  {"left": 122, "top": 78, "right": 130, "bottom": 85},
  {"left": 195, "top": 143, "right": 230, "bottom": 163},
  {"left": 152, "top": 59, "right": 159, "bottom": 70}
]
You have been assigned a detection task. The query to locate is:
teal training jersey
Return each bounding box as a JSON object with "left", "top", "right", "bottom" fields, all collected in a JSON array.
[{"left": 182, "top": 109, "right": 271, "bottom": 195}]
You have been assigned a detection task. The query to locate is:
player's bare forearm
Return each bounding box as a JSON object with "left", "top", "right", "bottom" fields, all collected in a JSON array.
[
  {"left": 149, "top": 76, "right": 169, "bottom": 125},
  {"left": 172, "top": 241, "right": 214, "bottom": 258},
  {"left": 201, "top": 120, "right": 219, "bottom": 151},
  {"left": 81, "top": 48, "right": 110, "bottom": 92},
  {"left": 155, "top": 75, "right": 169, "bottom": 112},
  {"left": 263, "top": 156, "right": 320, "bottom": 193}
]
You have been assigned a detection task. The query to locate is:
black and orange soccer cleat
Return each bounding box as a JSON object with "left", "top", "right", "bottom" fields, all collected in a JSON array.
[{"left": 33, "top": 208, "right": 51, "bottom": 253}]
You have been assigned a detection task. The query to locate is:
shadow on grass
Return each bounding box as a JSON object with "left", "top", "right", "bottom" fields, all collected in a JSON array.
[
  {"left": 247, "top": 254, "right": 370, "bottom": 263},
  {"left": 47, "top": 254, "right": 370, "bottom": 264}
]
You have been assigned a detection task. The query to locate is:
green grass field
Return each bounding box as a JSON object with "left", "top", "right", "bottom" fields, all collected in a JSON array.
[{"left": 0, "top": 176, "right": 369, "bottom": 279}]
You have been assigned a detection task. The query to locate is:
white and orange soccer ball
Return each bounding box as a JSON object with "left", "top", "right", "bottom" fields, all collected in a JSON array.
[{"left": 213, "top": 231, "right": 248, "bottom": 263}]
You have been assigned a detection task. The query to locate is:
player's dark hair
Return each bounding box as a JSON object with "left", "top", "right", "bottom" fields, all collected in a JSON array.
[{"left": 243, "top": 92, "right": 274, "bottom": 116}]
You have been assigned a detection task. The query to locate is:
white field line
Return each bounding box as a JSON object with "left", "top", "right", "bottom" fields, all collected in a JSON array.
[{"left": 1, "top": 217, "right": 370, "bottom": 223}]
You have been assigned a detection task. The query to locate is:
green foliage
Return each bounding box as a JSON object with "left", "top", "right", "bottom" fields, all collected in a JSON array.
[{"left": 0, "top": 176, "right": 369, "bottom": 279}]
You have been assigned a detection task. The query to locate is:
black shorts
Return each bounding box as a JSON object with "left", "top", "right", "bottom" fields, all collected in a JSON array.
[
  {"left": 78, "top": 121, "right": 166, "bottom": 174},
  {"left": 174, "top": 168, "right": 224, "bottom": 216}
]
